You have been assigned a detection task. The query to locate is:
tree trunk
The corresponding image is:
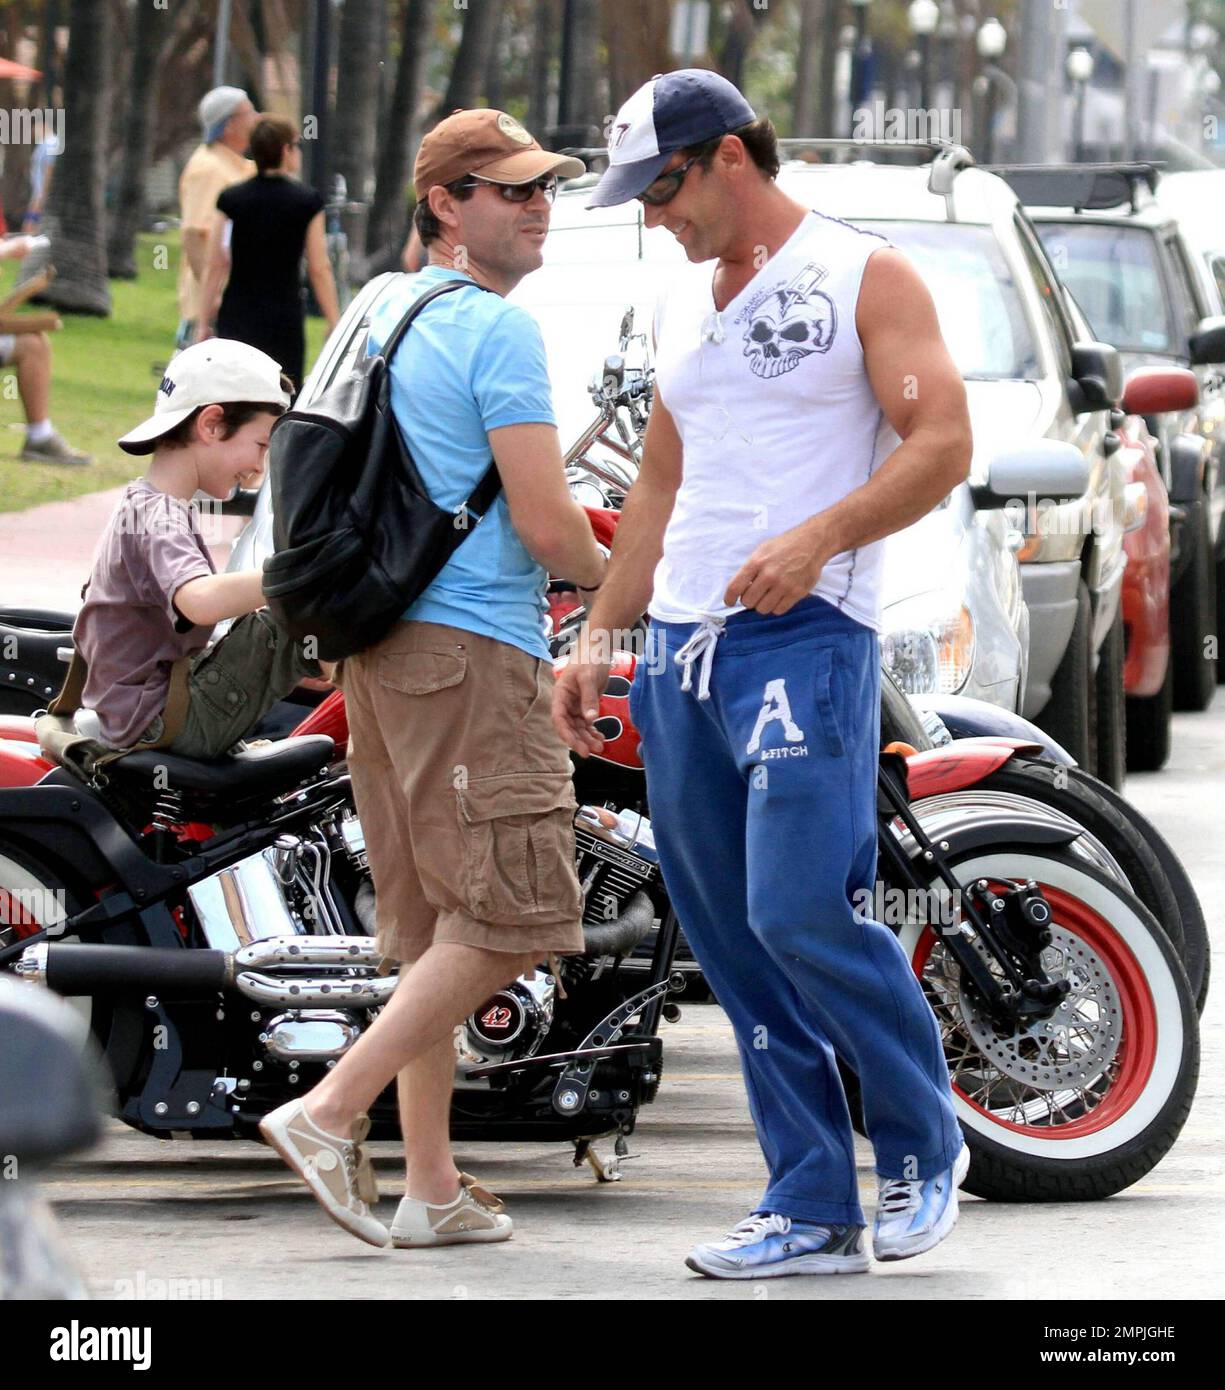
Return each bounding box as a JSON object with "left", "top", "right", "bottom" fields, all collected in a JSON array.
[
  {"left": 526, "top": 0, "right": 556, "bottom": 136},
  {"left": 816, "top": 0, "right": 840, "bottom": 139},
  {"left": 792, "top": 0, "right": 821, "bottom": 137},
  {"left": 716, "top": 0, "right": 766, "bottom": 93},
  {"left": 367, "top": 0, "right": 435, "bottom": 259},
  {"left": 432, "top": 0, "right": 505, "bottom": 124},
  {"left": 106, "top": 0, "right": 171, "bottom": 278},
  {"left": 333, "top": 0, "right": 384, "bottom": 234},
  {"left": 603, "top": 0, "right": 671, "bottom": 115},
  {"left": 229, "top": 0, "right": 267, "bottom": 111},
  {"left": 36, "top": 0, "right": 113, "bottom": 314},
  {"left": 557, "top": 0, "right": 600, "bottom": 141},
  {"left": 484, "top": 0, "right": 508, "bottom": 112}
]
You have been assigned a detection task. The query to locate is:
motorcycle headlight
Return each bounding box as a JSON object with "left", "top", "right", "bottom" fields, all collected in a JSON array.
[{"left": 881, "top": 599, "right": 975, "bottom": 695}]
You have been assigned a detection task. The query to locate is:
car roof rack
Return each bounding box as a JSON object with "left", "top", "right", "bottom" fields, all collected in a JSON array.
[
  {"left": 778, "top": 138, "right": 975, "bottom": 214},
  {"left": 986, "top": 162, "right": 1163, "bottom": 213}
]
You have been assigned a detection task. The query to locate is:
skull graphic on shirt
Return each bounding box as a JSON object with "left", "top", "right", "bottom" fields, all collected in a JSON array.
[{"left": 742, "top": 284, "right": 837, "bottom": 380}]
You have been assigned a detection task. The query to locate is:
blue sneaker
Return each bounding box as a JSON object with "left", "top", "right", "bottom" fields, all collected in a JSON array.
[
  {"left": 873, "top": 1143, "right": 971, "bottom": 1262},
  {"left": 685, "top": 1213, "right": 870, "bottom": 1279}
]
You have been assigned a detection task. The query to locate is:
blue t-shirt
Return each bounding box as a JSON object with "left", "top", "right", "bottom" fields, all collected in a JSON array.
[{"left": 366, "top": 265, "right": 555, "bottom": 660}]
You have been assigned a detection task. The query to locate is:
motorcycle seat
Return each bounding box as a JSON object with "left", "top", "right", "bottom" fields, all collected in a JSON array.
[{"left": 111, "top": 735, "right": 336, "bottom": 801}]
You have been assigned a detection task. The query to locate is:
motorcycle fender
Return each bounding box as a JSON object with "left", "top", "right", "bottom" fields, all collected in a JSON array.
[
  {"left": 0, "top": 736, "right": 54, "bottom": 786},
  {"left": 0, "top": 715, "right": 39, "bottom": 743},
  {"left": 929, "top": 816, "right": 1079, "bottom": 863},
  {"left": 904, "top": 737, "right": 1046, "bottom": 799},
  {"left": 913, "top": 695, "right": 1076, "bottom": 765}
]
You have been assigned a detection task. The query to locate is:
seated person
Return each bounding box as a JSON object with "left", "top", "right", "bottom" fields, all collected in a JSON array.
[
  {"left": 69, "top": 339, "right": 322, "bottom": 759},
  {"left": 0, "top": 233, "right": 91, "bottom": 465}
]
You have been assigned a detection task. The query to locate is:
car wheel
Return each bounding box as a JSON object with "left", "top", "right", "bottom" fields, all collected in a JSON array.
[
  {"left": 1093, "top": 600, "right": 1127, "bottom": 790},
  {"left": 1171, "top": 497, "right": 1217, "bottom": 710},
  {"left": 1126, "top": 650, "right": 1173, "bottom": 772},
  {"left": 1036, "top": 579, "right": 1096, "bottom": 774}
]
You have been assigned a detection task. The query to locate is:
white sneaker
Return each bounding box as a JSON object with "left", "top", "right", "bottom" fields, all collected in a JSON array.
[
  {"left": 873, "top": 1143, "right": 971, "bottom": 1262},
  {"left": 259, "top": 1099, "right": 388, "bottom": 1248},
  {"left": 390, "top": 1172, "right": 514, "bottom": 1247},
  {"left": 686, "top": 1213, "right": 870, "bottom": 1279}
]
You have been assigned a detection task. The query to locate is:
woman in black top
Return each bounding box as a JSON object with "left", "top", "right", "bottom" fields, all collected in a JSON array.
[{"left": 196, "top": 116, "right": 339, "bottom": 390}]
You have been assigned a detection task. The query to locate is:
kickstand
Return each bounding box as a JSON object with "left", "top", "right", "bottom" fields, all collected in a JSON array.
[{"left": 573, "top": 1134, "right": 635, "bottom": 1183}]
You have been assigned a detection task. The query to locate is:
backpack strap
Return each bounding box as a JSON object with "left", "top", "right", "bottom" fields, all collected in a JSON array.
[
  {"left": 378, "top": 276, "right": 504, "bottom": 524},
  {"left": 379, "top": 277, "right": 492, "bottom": 364}
]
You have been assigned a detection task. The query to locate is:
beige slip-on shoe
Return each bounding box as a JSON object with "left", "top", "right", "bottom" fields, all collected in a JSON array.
[
  {"left": 259, "top": 1099, "right": 389, "bottom": 1248},
  {"left": 390, "top": 1172, "right": 514, "bottom": 1247}
]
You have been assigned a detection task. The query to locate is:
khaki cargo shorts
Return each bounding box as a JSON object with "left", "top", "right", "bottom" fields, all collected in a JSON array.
[{"left": 340, "top": 621, "right": 585, "bottom": 964}]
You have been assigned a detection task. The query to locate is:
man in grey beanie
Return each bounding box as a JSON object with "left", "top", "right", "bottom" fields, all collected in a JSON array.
[{"left": 175, "top": 87, "right": 256, "bottom": 351}]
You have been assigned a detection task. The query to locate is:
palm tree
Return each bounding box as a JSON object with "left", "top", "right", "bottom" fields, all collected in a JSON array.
[
  {"left": 333, "top": 0, "right": 385, "bottom": 261},
  {"left": 107, "top": 0, "right": 180, "bottom": 278},
  {"left": 38, "top": 0, "right": 114, "bottom": 314},
  {"left": 367, "top": 0, "right": 436, "bottom": 262},
  {"left": 432, "top": 0, "right": 505, "bottom": 123},
  {"left": 557, "top": 0, "right": 601, "bottom": 143}
]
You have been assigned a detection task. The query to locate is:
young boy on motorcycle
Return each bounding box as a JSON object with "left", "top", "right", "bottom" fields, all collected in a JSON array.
[{"left": 62, "top": 339, "right": 322, "bottom": 758}]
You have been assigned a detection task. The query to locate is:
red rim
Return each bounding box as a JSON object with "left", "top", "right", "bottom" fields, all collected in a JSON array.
[
  {"left": 0, "top": 886, "right": 46, "bottom": 942},
  {"left": 912, "top": 879, "right": 1158, "bottom": 1139}
]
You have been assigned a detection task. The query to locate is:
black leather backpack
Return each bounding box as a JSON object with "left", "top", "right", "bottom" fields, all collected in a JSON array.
[{"left": 261, "top": 279, "right": 501, "bottom": 660}]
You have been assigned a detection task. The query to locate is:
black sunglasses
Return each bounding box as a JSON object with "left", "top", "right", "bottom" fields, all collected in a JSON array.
[
  {"left": 453, "top": 174, "right": 558, "bottom": 204},
  {"left": 638, "top": 153, "right": 702, "bottom": 207}
]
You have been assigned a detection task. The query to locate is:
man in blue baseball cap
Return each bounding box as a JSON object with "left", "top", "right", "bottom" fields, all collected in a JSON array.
[
  {"left": 557, "top": 69, "right": 975, "bottom": 1280},
  {"left": 588, "top": 69, "right": 756, "bottom": 209}
]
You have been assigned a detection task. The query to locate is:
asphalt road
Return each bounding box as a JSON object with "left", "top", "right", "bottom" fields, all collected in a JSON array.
[{"left": 36, "top": 694, "right": 1225, "bottom": 1302}]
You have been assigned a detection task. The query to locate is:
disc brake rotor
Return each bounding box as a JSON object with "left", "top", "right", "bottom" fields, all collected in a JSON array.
[{"left": 926, "top": 926, "right": 1122, "bottom": 1090}]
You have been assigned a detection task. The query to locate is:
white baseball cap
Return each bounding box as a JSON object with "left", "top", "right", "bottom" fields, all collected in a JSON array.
[{"left": 118, "top": 340, "right": 291, "bottom": 455}]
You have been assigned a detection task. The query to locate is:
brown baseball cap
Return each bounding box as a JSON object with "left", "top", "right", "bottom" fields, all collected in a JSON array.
[{"left": 414, "top": 108, "right": 585, "bottom": 199}]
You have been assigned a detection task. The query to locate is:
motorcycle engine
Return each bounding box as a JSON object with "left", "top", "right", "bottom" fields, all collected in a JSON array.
[{"left": 458, "top": 973, "right": 556, "bottom": 1067}]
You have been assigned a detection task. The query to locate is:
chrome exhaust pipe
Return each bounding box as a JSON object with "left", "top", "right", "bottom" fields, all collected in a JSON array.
[
  {"left": 233, "top": 969, "right": 396, "bottom": 1008},
  {"left": 234, "top": 935, "right": 381, "bottom": 971}
]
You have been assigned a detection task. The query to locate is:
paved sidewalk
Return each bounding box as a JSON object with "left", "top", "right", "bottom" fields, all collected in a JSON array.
[{"left": 0, "top": 488, "right": 246, "bottom": 612}]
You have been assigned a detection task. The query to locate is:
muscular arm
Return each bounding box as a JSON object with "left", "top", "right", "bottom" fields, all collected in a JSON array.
[
  {"left": 585, "top": 391, "right": 683, "bottom": 635},
  {"left": 724, "top": 247, "right": 972, "bottom": 613},
  {"left": 553, "top": 392, "right": 684, "bottom": 754}
]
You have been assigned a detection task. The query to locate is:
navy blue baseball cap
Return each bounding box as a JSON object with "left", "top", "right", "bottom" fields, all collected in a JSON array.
[{"left": 587, "top": 69, "right": 757, "bottom": 209}]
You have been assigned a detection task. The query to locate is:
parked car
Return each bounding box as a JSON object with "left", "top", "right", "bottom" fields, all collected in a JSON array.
[
  {"left": 1155, "top": 169, "right": 1225, "bottom": 316},
  {"left": 1006, "top": 162, "right": 1225, "bottom": 713}
]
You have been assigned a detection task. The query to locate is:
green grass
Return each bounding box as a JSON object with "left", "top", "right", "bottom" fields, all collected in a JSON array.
[{"left": 0, "top": 230, "right": 328, "bottom": 514}]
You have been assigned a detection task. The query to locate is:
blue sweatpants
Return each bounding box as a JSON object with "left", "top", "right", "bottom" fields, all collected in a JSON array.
[{"left": 631, "top": 596, "right": 962, "bottom": 1226}]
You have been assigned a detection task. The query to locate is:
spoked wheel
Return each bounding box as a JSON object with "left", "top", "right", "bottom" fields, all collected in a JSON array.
[
  {"left": 899, "top": 848, "right": 1199, "bottom": 1201},
  {"left": 0, "top": 841, "right": 94, "bottom": 1035}
]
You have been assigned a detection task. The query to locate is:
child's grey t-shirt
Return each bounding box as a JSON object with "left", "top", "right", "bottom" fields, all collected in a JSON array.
[{"left": 75, "top": 480, "right": 216, "bottom": 748}]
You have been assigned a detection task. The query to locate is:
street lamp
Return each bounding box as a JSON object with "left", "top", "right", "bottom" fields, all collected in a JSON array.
[
  {"left": 977, "top": 17, "right": 1008, "bottom": 162},
  {"left": 908, "top": 0, "right": 939, "bottom": 112},
  {"left": 849, "top": 0, "right": 874, "bottom": 113},
  {"left": 1067, "top": 46, "right": 1094, "bottom": 163}
]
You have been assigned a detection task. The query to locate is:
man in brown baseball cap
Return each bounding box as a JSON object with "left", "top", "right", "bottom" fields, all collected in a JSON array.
[
  {"left": 400, "top": 108, "right": 585, "bottom": 274},
  {"left": 260, "top": 110, "right": 608, "bottom": 1253}
]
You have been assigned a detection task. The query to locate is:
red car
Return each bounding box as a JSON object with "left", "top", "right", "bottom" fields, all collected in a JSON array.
[{"left": 1117, "top": 366, "right": 1201, "bottom": 771}]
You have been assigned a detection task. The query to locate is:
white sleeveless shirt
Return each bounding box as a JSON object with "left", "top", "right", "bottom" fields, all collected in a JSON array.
[{"left": 649, "top": 210, "right": 898, "bottom": 632}]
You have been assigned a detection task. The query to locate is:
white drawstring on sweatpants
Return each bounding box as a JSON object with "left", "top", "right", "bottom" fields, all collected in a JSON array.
[{"left": 673, "top": 616, "right": 726, "bottom": 701}]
